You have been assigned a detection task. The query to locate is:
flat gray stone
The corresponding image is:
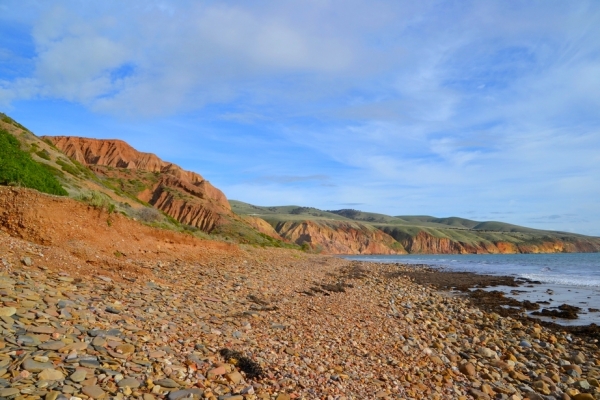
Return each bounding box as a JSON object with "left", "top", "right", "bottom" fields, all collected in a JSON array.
[
  {"left": 70, "top": 370, "right": 87, "bottom": 382},
  {"left": 22, "top": 358, "right": 54, "bottom": 372},
  {"left": 117, "top": 377, "right": 141, "bottom": 388},
  {"left": 0, "top": 387, "right": 20, "bottom": 397},
  {"left": 168, "top": 388, "right": 204, "bottom": 400},
  {"left": 154, "top": 378, "right": 179, "bottom": 388},
  {"left": 38, "top": 340, "right": 65, "bottom": 350}
]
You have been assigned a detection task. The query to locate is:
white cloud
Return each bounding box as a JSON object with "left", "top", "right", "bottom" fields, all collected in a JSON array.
[{"left": 2, "top": 0, "right": 600, "bottom": 234}]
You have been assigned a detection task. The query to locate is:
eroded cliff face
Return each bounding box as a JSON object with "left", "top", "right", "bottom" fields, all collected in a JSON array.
[
  {"left": 274, "top": 220, "right": 406, "bottom": 255},
  {"left": 45, "top": 136, "right": 231, "bottom": 232},
  {"left": 389, "top": 230, "right": 600, "bottom": 255},
  {"left": 242, "top": 216, "right": 284, "bottom": 240}
]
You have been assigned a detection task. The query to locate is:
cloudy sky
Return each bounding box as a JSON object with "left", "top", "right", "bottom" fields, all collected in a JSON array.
[{"left": 1, "top": 1, "right": 600, "bottom": 235}]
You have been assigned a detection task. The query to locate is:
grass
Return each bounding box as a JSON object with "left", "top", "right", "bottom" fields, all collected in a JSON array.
[{"left": 0, "top": 129, "right": 68, "bottom": 196}]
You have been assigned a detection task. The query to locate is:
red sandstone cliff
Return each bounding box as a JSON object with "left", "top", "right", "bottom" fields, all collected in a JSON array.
[
  {"left": 394, "top": 230, "right": 600, "bottom": 254},
  {"left": 44, "top": 136, "right": 231, "bottom": 232},
  {"left": 274, "top": 220, "right": 406, "bottom": 254}
]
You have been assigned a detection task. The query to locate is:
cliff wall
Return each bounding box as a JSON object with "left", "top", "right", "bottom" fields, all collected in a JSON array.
[
  {"left": 45, "top": 136, "right": 231, "bottom": 232},
  {"left": 273, "top": 220, "right": 406, "bottom": 255}
]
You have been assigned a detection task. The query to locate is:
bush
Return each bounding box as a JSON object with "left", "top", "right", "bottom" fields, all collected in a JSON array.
[
  {"left": 0, "top": 129, "right": 68, "bottom": 196},
  {"left": 36, "top": 149, "right": 51, "bottom": 160}
]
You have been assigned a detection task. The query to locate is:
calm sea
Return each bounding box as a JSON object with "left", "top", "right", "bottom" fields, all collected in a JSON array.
[{"left": 343, "top": 253, "right": 600, "bottom": 288}]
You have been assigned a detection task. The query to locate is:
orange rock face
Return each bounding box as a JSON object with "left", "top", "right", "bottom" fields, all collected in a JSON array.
[
  {"left": 242, "top": 216, "right": 284, "bottom": 240},
  {"left": 274, "top": 220, "right": 406, "bottom": 255},
  {"left": 397, "top": 231, "right": 600, "bottom": 255},
  {"left": 44, "top": 136, "right": 231, "bottom": 232}
]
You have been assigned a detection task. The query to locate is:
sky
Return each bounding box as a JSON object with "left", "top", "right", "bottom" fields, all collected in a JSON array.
[{"left": 1, "top": 1, "right": 600, "bottom": 236}]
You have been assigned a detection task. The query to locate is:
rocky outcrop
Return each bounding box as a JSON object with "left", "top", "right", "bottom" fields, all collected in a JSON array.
[
  {"left": 273, "top": 220, "right": 406, "bottom": 255},
  {"left": 45, "top": 136, "right": 232, "bottom": 232},
  {"left": 242, "top": 216, "right": 284, "bottom": 240}
]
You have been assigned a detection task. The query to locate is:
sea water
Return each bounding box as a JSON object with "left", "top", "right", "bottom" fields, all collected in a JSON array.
[{"left": 343, "top": 253, "right": 600, "bottom": 325}]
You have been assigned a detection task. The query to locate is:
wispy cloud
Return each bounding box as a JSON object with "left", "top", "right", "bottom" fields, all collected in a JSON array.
[{"left": 1, "top": 1, "right": 600, "bottom": 235}]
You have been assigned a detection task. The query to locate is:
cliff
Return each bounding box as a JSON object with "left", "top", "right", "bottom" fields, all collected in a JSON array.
[
  {"left": 381, "top": 227, "right": 600, "bottom": 255},
  {"left": 231, "top": 200, "right": 600, "bottom": 255},
  {"left": 273, "top": 220, "right": 406, "bottom": 254},
  {"left": 44, "top": 136, "right": 232, "bottom": 232}
]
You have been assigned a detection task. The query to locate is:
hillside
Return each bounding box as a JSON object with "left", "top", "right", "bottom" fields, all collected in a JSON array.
[
  {"left": 230, "top": 200, "right": 600, "bottom": 254},
  {"left": 0, "top": 113, "right": 291, "bottom": 248},
  {"left": 3, "top": 111, "right": 600, "bottom": 255}
]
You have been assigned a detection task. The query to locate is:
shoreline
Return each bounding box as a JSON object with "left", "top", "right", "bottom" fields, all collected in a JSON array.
[
  {"left": 387, "top": 263, "right": 600, "bottom": 339},
  {"left": 2, "top": 230, "right": 600, "bottom": 398}
]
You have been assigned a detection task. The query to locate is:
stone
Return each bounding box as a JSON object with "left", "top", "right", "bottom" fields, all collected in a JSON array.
[
  {"left": 115, "top": 343, "right": 135, "bottom": 354},
  {"left": 22, "top": 358, "right": 54, "bottom": 372},
  {"left": 39, "top": 341, "right": 65, "bottom": 351},
  {"left": 21, "top": 256, "right": 33, "bottom": 266},
  {"left": 70, "top": 370, "right": 87, "bottom": 382},
  {"left": 0, "top": 307, "right": 16, "bottom": 317},
  {"left": 38, "top": 368, "right": 64, "bottom": 381},
  {"left": 276, "top": 394, "right": 291, "bottom": 400},
  {"left": 117, "top": 377, "right": 141, "bottom": 388},
  {"left": 460, "top": 362, "right": 477, "bottom": 377},
  {"left": 477, "top": 347, "right": 498, "bottom": 359},
  {"left": 0, "top": 388, "right": 20, "bottom": 397},
  {"left": 154, "top": 378, "right": 178, "bottom": 388},
  {"left": 167, "top": 388, "right": 204, "bottom": 400},
  {"left": 225, "top": 370, "right": 243, "bottom": 384},
  {"left": 82, "top": 385, "right": 106, "bottom": 399},
  {"left": 207, "top": 366, "right": 227, "bottom": 379}
]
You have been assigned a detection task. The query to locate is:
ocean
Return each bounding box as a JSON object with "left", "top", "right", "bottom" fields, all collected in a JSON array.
[{"left": 343, "top": 253, "right": 600, "bottom": 325}]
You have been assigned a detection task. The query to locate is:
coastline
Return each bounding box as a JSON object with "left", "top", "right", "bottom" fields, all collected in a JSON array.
[
  {"left": 1, "top": 229, "right": 600, "bottom": 398},
  {"left": 390, "top": 264, "right": 600, "bottom": 336}
]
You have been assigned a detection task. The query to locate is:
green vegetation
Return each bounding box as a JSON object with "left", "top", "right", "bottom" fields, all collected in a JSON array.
[
  {"left": 0, "top": 129, "right": 68, "bottom": 196},
  {"left": 56, "top": 158, "right": 81, "bottom": 177},
  {"left": 36, "top": 149, "right": 51, "bottom": 160},
  {"left": 0, "top": 113, "right": 31, "bottom": 132}
]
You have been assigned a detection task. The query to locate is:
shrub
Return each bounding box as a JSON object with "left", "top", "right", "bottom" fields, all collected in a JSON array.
[
  {"left": 36, "top": 149, "right": 51, "bottom": 160},
  {"left": 0, "top": 129, "right": 68, "bottom": 196}
]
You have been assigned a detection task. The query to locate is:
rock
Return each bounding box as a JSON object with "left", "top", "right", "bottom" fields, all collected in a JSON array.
[
  {"left": 478, "top": 347, "right": 498, "bottom": 359},
  {"left": 225, "top": 370, "right": 243, "bottom": 384},
  {"left": 70, "top": 370, "right": 87, "bottom": 382},
  {"left": 0, "top": 388, "right": 20, "bottom": 397},
  {"left": 38, "top": 368, "right": 64, "bottom": 381},
  {"left": 39, "top": 340, "right": 65, "bottom": 350},
  {"left": 0, "top": 307, "right": 16, "bottom": 317},
  {"left": 105, "top": 306, "right": 121, "bottom": 314},
  {"left": 460, "top": 362, "right": 477, "bottom": 377},
  {"left": 207, "top": 366, "right": 227, "bottom": 379},
  {"left": 22, "top": 358, "right": 54, "bottom": 372},
  {"left": 154, "top": 378, "right": 179, "bottom": 388},
  {"left": 571, "top": 352, "right": 586, "bottom": 364},
  {"left": 276, "top": 394, "right": 291, "bottom": 400},
  {"left": 115, "top": 343, "right": 135, "bottom": 354},
  {"left": 167, "top": 388, "right": 204, "bottom": 400},
  {"left": 82, "top": 385, "right": 106, "bottom": 399},
  {"left": 117, "top": 377, "right": 141, "bottom": 388},
  {"left": 21, "top": 256, "right": 32, "bottom": 266}
]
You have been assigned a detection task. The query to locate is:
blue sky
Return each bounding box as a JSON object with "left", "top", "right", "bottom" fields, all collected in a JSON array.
[{"left": 1, "top": 1, "right": 600, "bottom": 235}]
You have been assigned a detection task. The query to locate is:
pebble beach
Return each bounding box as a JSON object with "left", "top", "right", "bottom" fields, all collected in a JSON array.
[{"left": 1, "top": 233, "right": 600, "bottom": 400}]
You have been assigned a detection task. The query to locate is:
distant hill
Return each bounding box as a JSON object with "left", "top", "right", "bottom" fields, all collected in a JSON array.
[{"left": 230, "top": 200, "right": 600, "bottom": 255}]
